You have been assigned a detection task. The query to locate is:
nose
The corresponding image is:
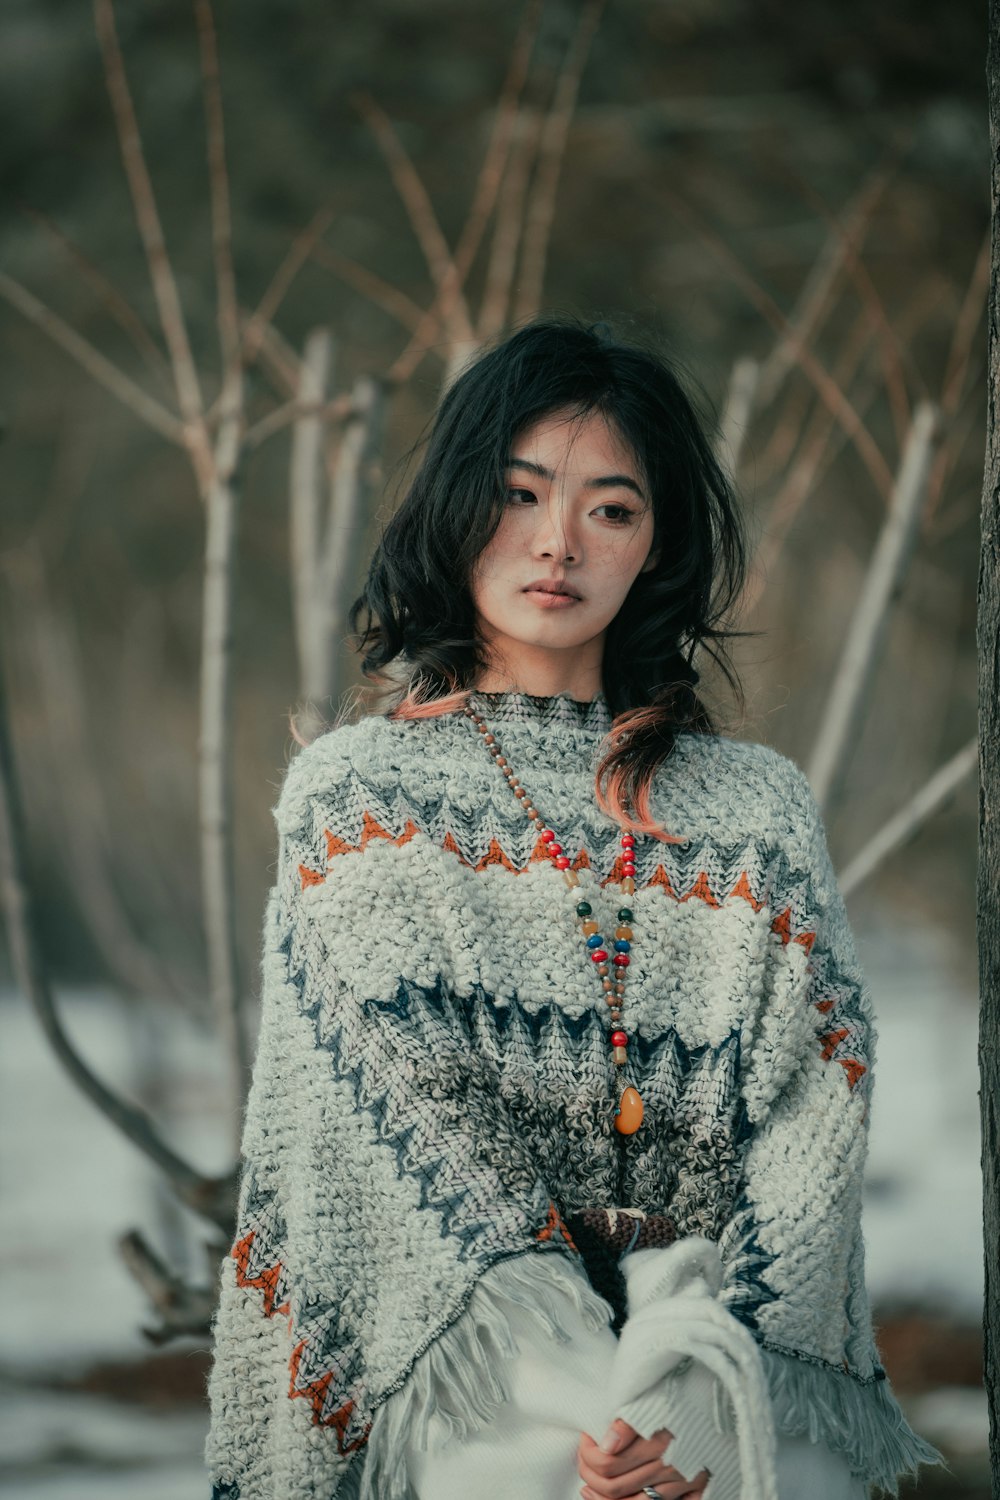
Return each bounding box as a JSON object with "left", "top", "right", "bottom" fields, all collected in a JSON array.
[{"left": 533, "top": 497, "right": 578, "bottom": 563}]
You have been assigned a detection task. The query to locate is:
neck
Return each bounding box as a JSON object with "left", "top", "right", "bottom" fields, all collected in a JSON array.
[{"left": 473, "top": 657, "right": 604, "bottom": 702}]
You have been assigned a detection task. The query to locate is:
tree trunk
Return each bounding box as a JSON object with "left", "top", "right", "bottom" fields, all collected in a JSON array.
[{"left": 979, "top": 2, "right": 1000, "bottom": 1491}]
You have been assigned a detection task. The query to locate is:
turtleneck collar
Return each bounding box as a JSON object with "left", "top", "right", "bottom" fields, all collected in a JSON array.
[{"left": 467, "top": 687, "right": 613, "bottom": 736}]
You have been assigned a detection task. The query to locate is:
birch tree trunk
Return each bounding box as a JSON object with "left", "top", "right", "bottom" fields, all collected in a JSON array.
[{"left": 979, "top": 1, "right": 1000, "bottom": 1489}]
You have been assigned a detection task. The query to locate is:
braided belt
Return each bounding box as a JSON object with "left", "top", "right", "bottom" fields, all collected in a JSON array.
[{"left": 566, "top": 1206, "right": 676, "bottom": 1256}]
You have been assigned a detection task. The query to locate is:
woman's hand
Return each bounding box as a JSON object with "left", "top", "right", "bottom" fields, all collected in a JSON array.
[{"left": 577, "top": 1418, "right": 710, "bottom": 1500}]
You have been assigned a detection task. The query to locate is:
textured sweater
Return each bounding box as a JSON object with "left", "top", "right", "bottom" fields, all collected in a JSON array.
[{"left": 204, "top": 688, "right": 940, "bottom": 1499}]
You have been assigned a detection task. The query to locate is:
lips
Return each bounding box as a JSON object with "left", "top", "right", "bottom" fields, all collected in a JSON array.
[{"left": 524, "top": 581, "right": 582, "bottom": 600}]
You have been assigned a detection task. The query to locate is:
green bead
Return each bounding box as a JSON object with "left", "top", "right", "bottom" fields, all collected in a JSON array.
[
  {"left": 617, "top": 907, "right": 633, "bottom": 922},
  {"left": 576, "top": 901, "right": 592, "bottom": 917}
]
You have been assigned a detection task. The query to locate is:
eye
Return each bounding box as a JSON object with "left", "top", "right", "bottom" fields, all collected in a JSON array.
[
  {"left": 505, "top": 488, "right": 537, "bottom": 505},
  {"left": 594, "top": 503, "right": 637, "bottom": 525}
]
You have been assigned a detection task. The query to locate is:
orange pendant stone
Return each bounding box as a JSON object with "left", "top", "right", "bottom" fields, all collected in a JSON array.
[{"left": 614, "top": 1086, "right": 644, "bottom": 1135}]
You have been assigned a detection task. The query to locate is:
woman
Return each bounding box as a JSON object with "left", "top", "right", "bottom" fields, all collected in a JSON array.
[{"left": 205, "top": 318, "right": 940, "bottom": 1500}]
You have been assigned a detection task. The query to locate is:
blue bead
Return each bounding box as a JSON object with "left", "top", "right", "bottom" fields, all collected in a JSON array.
[
  {"left": 615, "top": 939, "right": 631, "bottom": 953},
  {"left": 586, "top": 933, "right": 604, "bottom": 949}
]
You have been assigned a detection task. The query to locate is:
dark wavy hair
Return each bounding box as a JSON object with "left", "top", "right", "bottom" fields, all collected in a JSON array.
[{"left": 347, "top": 315, "right": 755, "bottom": 839}]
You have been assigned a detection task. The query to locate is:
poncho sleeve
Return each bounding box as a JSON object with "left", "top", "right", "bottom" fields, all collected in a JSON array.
[
  {"left": 204, "top": 735, "right": 603, "bottom": 1500},
  {"left": 615, "top": 756, "right": 939, "bottom": 1498}
]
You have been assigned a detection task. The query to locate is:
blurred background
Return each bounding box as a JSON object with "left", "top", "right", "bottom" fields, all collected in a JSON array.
[{"left": 0, "top": 0, "right": 988, "bottom": 1495}]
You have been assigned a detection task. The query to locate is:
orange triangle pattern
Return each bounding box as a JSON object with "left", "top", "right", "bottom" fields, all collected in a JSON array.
[
  {"left": 820, "top": 1027, "right": 850, "bottom": 1061},
  {"left": 643, "top": 864, "right": 678, "bottom": 897},
  {"left": 839, "top": 1058, "right": 868, "bottom": 1091},
  {"left": 313, "top": 811, "right": 820, "bottom": 956},
  {"left": 288, "top": 1342, "right": 371, "bottom": 1453},
  {"left": 681, "top": 871, "right": 720, "bottom": 908},
  {"left": 476, "top": 836, "right": 520, "bottom": 873},
  {"left": 728, "top": 870, "right": 764, "bottom": 913},
  {"left": 324, "top": 829, "right": 355, "bottom": 860},
  {"left": 299, "top": 864, "right": 326, "bottom": 890},
  {"left": 441, "top": 831, "right": 471, "bottom": 865},
  {"left": 536, "top": 1200, "right": 579, "bottom": 1253},
  {"left": 232, "top": 1228, "right": 290, "bottom": 1319},
  {"left": 232, "top": 1229, "right": 370, "bottom": 1450}
]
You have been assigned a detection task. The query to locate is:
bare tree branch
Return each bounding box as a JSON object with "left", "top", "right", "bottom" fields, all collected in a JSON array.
[
  {"left": 238, "top": 305, "right": 301, "bottom": 397},
  {"left": 389, "top": 0, "right": 543, "bottom": 376},
  {"left": 200, "top": 364, "right": 248, "bottom": 1139},
  {"left": 925, "top": 228, "right": 991, "bottom": 526},
  {"left": 18, "top": 202, "right": 173, "bottom": 388},
  {"left": 118, "top": 1228, "right": 227, "bottom": 1343},
  {"left": 317, "top": 372, "right": 384, "bottom": 698},
  {"left": 310, "top": 242, "right": 426, "bottom": 333},
  {"left": 743, "top": 312, "right": 879, "bottom": 618},
  {"left": 788, "top": 159, "right": 914, "bottom": 451},
  {"left": 0, "top": 268, "right": 186, "bottom": 443},
  {"left": 0, "top": 655, "right": 235, "bottom": 1232},
  {"left": 452, "top": 0, "right": 541, "bottom": 287},
  {"left": 838, "top": 738, "right": 978, "bottom": 898},
  {"left": 242, "top": 203, "right": 336, "bottom": 368},
  {"left": 644, "top": 179, "right": 896, "bottom": 502},
  {"left": 291, "top": 328, "right": 335, "bottom": 713},
  {"left": 807, "top": 400, "right": 941, "bottom": 814},
  {"left": 716, "top": 356, "right": 760, "bottom": 476},
  {"left": 245, "top": 390, "right": 353, "bottom": 450},
  {"left": 93, "top": 0, "right": 211, "bottom": 486},
  {"left": 476, "top": 105, "right": 544, "bottom": 342},
  {"left": 194, "top": 0, "right": 240, "bottom": 374},
  {"left": 0, "top": 550, "right": 194, "bottom": 1003},
  {"left": 352, "top": 89, "right": 475, "bottom": 352},
  {"left": 512, "top": 0, "right": 606, "bottom": 323}
]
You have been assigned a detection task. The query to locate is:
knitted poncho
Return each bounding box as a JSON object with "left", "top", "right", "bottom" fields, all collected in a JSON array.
[{"left": 205, "top": 688, "right": 937, "bottom": 1499}]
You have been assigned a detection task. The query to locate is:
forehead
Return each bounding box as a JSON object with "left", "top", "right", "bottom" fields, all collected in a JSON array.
[{"left": 508, "top": 408, "right": 641, "bottom": 476}]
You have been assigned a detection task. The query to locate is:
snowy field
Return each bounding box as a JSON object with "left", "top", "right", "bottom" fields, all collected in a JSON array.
[{"left": 0, "top": 909, "right": 985, "bottom": 1495}]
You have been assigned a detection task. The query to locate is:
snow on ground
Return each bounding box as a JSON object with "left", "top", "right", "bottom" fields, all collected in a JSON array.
[{"left": 0, "top": 906, "right": 985, "bottom": 1492}]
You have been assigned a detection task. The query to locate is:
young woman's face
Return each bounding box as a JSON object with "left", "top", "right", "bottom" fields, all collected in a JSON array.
[{"left": 470, "top": 407, "right": 659, "bottom": 678}]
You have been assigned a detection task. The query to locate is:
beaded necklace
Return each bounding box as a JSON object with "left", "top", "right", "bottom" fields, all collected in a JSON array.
[{"left": 463, "top": 700, "right": 645, "bottom": 1136}]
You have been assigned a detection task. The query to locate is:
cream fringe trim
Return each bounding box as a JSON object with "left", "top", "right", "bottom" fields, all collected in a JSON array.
[
  {"left": 759, "top": 1344, "right": 944, "bottom": 1496},
  {"left": 357, "top": 1251, "right": 611, "bottom": 1500},
  {"left": 352, "top": 1253, "right": 943, "bottom": 1500}
]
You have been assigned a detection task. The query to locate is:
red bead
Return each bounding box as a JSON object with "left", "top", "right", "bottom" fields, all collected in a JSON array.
[
  {"left": 555, "top": 855, "right": 571, "bottom": 869},
  {"left": 541, "top": 828, "right": 555, "bottom": 842},
  {"left": 610, "top": 1029, "right": 628, "bottom": 1047},
  {"left": 613, "top": 953, "right": 630, "bottom": 967},
  {"left": 621, "top": 834, "right": 635, "bottom": 847},
  {"left": 548, "top": 842, "right": 563, "bottom": 855},
  {"left": 590, "top": 948, "right": 608, "bottom": 963},
  {"left": 622, "top": 861, "right": 636, "bottom": 875}
]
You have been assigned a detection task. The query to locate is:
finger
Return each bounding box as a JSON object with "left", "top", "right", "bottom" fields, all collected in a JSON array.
[
  {"left": 599, "top": 1417, "right": 639, "bottom": 1455},
  {"left": 577, "top": 1455, "right": 695, "bottom": 1500},
  {"left": 579, "top": 1480, "right": 695, "bottom": 1500},
  {"left": 578, "top": 1428, "right": 673, "bottom": 1480}
]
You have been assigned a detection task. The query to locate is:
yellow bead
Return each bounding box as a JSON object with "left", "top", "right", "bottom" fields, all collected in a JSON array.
[
  {"left": 613, "top": 1044, "right": 627, "bottom": 1064},
  {"left": 582, "top": 920, "right": 599, "bottom": 936},
  {"left": 622, "top": 876, "right": 635, "bottom": 894},
  {"left": 614, "top": 1086, "right": 644, "bottom": 1135},
  {"left": 615, "top": 925, "right": 633, "bottom": 941}
]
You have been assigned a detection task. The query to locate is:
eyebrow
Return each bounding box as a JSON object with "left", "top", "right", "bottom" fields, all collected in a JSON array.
[{"left": 506, "top": 457, "right": 646, "bottom": 500}]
